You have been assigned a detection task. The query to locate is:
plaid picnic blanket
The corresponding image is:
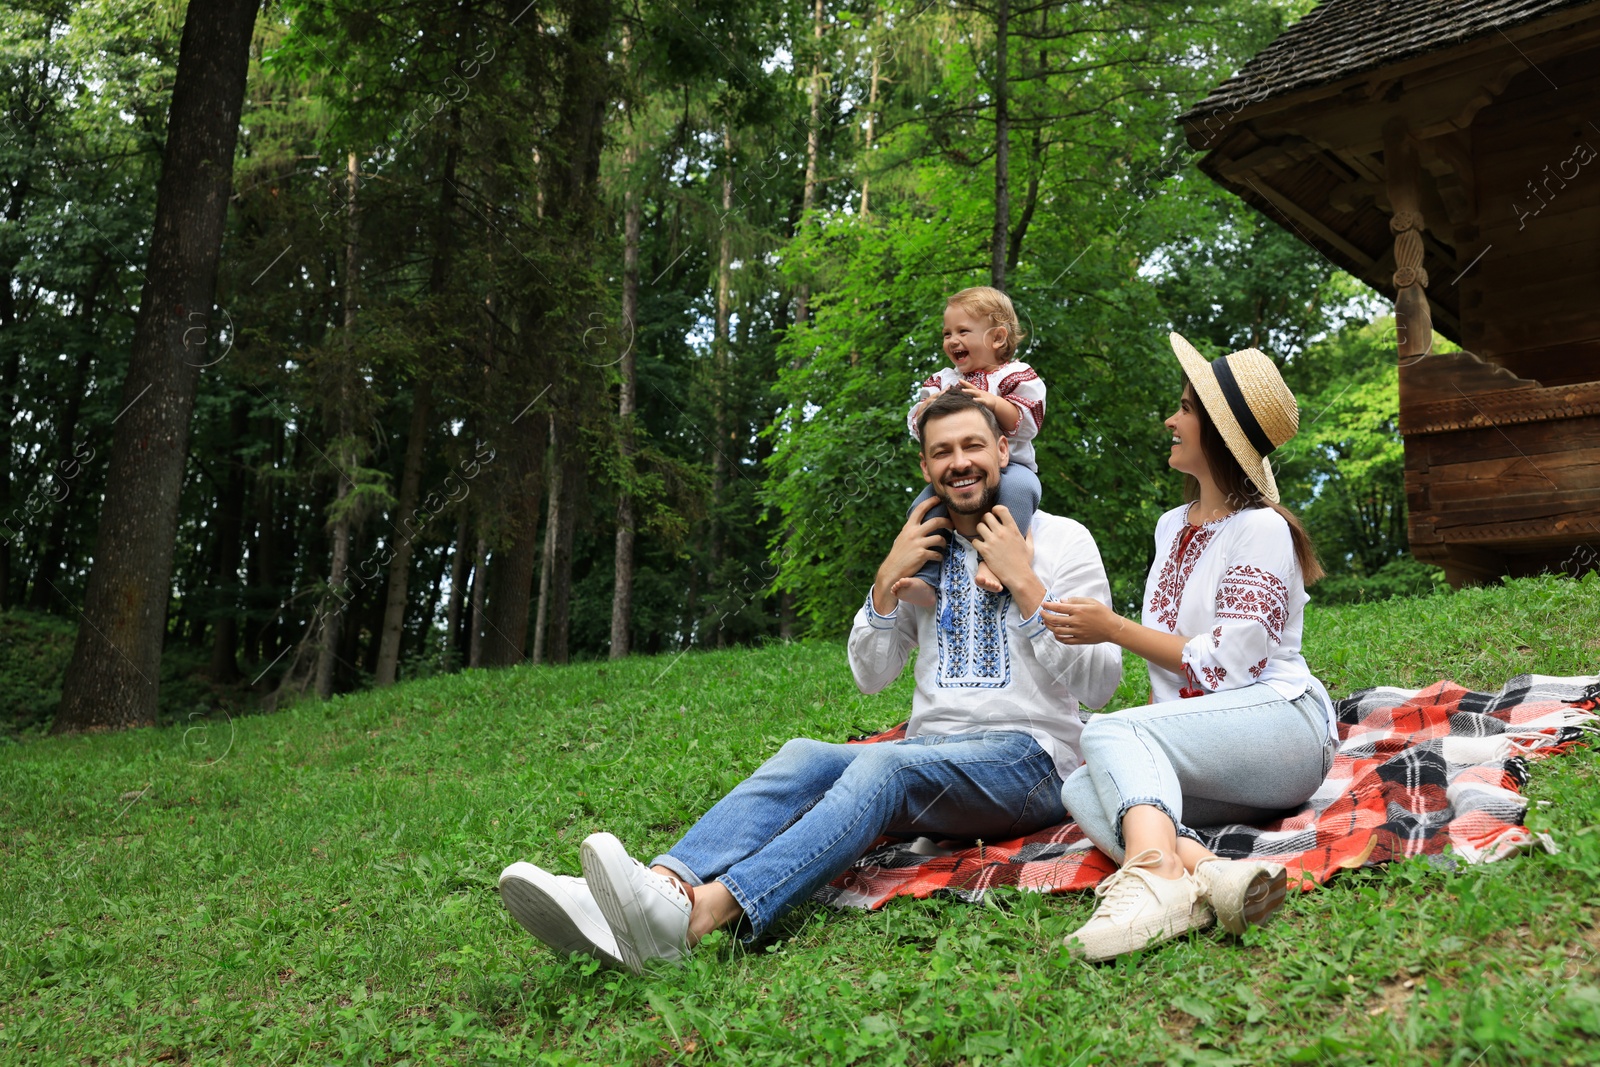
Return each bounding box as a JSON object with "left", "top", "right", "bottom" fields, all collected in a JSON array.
[{"left": 814, "top": 674, "right": 1599, "bottom": 909}]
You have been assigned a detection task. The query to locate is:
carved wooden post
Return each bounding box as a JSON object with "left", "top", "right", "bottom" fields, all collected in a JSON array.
[{"left": 1384, "top": 117, "right": 1433, "bottom": 358}]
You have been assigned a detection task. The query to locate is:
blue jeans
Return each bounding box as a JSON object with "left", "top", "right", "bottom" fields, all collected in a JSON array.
[
  {"left": 909, "top": 463, "right": 1042, "bottom": 590},
  {"left": 1060, "top": 683, "right": 1336, "bottom": 864},
  {"left": 653, "top": 731, "right": 1065, "bottom": 939}
]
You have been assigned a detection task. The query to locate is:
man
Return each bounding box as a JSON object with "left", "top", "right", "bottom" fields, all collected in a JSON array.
[{"left": 499, "top": 391, "right": 1122, "bottom": 973}]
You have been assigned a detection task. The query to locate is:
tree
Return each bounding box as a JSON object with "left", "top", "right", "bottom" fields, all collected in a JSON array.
[{"left": 53, "top": 0, "right": 260, "bottom": 733}]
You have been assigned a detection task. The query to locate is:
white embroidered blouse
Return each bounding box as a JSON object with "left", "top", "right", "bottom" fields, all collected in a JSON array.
[
  {"left": 1141, "top": 504, "right": 1333, "bottom": 736},
  {"left": 907, "top": 361, "right": 1047, "bottom": 471}
]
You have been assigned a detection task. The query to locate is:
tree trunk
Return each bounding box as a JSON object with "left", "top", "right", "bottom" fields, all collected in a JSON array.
[
  {"left": 710, "top": 124, "right": 733, "bottom": 612},
  {"left": 479, "top": 409, "right": 544, "bottom": 668},
  {"left": 0, "top": 351, "right": 17, "bottom": 610},
  {"left": 244, "top": 416, "right": 281, "bottom": 671},
  {"left": 374, "top": 378, "right": 433, "bottom": 685},
  {"left": 795, "top": 0, "right": 823, "bottom": 323},
  {"left": 29, "top": 251, "right": 102, "bottom": 609},
  {"left": 0, "top": 128, "right": 38, "bottom": 612},
  {"left": 861, "top": 6, "right": 880, "bottom": 216},
  {"left": 314, "top": 463, "right": 354, "bottom": 699},
  {"left": 609, "top": 40, "right": 641, "bottom": 661},
  {"left": 546, "top": 445, "right": 582, "bottom": 664},
  {"left": 314, "top": 150, "right": 361, "bottom": 701},
  {"left": 205, "top": 401, "right": 250, "bottom": 682},
  {"left": 374, "top": 119, "right": 458, "bottom": 685},
  {"left": 468, "top": 535, "right": 488, "bottom": 667},
  {"left": 53, "top": 0, "right": 260, "bottom": 733},
  {"left": 778, "top": 1, "right": 825, "bottom": 639},
  {"left": 531, "top": 415, "right": 561, "bottom": 666},
  {"left": 444, "top": 513, "right": 470, "bottom": 667},
  {"left": 1008, "top": 128, "right": 1041, "bottom": 276},
  {"left": 483, "top": 0, "right": 608, "bottom": 668},
  {"left": 990, "top": 0, "right": 1010, "bottom": 289},
  {"left": 424, "top": 537, "right": 449, "bottom": 650}
]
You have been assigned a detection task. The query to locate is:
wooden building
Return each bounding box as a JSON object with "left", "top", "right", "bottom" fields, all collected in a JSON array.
[{"left": 1179, "top": 0, "right": 1600, "bottom": 585}]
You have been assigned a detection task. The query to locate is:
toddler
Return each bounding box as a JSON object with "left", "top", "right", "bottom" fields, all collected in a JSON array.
[{"left": 894, "top": 286, "right": 1046, "bottom": 608}]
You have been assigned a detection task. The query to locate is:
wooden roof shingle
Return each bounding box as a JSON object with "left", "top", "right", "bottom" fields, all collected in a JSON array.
[{"left": 1178, "top": 0, "right": 1593, "bottom": 122}]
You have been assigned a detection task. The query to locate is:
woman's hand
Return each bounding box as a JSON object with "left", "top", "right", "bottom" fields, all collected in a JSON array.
[
  {"left": 1041, "top": 597, "right": 1126, "bottom": 645},
  {"left": 1045, "top": 599, "right": 1189, "bottom": 673}
]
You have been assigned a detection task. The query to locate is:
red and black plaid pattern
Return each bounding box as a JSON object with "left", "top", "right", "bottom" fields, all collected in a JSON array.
[{"left": 815, "top": 674, "right": 1599, "bottom": 910}]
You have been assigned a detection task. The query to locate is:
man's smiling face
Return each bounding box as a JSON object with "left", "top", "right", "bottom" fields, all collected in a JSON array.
[{"left": 919, "top": 408, "right": 1008, "bottom": 520}]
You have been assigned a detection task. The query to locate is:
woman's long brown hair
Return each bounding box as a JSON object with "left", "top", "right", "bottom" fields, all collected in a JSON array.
[{"left": 1182, "top": 380, "right": 1325, "bottom": 584}]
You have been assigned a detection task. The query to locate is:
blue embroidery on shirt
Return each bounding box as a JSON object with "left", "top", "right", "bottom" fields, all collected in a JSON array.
[{"left": 935, "top": 538, "right": 1011, "bottom": 688}]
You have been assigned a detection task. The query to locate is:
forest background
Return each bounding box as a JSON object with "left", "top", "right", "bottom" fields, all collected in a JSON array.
[{"left": 1, "top": 0, "right": 1446, "bottom": 733}]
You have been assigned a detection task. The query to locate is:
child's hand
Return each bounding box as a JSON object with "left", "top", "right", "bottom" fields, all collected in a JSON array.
[
  {"left": 953, "top": 381, "right": 994, "bottom": 408},
  {"left": 954, "top": 380, "right": 1019, "bottom": 432}
]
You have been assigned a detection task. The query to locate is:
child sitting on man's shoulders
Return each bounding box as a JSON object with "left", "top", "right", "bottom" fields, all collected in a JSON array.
[{"left": 895, "top": 286, "right": 1046, "bottom": 608}]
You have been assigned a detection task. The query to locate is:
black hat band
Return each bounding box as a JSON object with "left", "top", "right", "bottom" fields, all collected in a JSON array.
[{"left": 1212, "top": 354, "right": 1277, "bottom": 457}]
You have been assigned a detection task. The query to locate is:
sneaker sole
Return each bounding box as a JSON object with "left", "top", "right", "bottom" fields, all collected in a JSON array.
[
  {"left": 497, "top": 864, "right": 623, "bottom": 970},
  {"left": 579, "top": 833, "right": 662, "bottom": 975},
  {"left": 1070, "top": 902, "right": 1215, "bottom": 962},
  {"left": 1239, "top": 866, "right": 1288, "bottom": 929}
]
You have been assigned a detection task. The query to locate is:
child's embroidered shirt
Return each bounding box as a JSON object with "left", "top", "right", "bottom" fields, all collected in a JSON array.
[{"left": 908, "top": 361, "right": 1047, "bottom": 471}]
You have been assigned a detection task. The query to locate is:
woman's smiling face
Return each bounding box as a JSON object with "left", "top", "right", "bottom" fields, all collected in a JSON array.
[{"left": 1164, "top": 385, "right": 1207, "bottom": 478}]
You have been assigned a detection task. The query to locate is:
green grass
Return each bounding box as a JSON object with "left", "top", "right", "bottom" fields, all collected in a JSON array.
[{"left": 3, "top": 575, "right": 1600, "bottom": 1065}]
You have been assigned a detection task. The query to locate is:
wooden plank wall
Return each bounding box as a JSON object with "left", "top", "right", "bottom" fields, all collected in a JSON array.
[
  {"left": 1461, "top": 49, "right": 1600, "bottom": 382},
  {"left": 1404, "top": 49, "right": 1600, "bottom": 581}
]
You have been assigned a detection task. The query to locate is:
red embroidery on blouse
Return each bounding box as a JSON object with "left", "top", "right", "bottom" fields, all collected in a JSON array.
[
  {"left": 996, "top": 369, "right": 1044, "bottom": 432},
  {"left": 1148, "top": 523, "right": 1217, "bottom": 631},
  {"left": 1009, "top": 396, "right": 1045, "bottom": 433},
  {"left": 1213, "top": 565, "right": 1290, "bottom": 644},
  {"left": 1248, "top": 657, "right": 1268, "bottom": 679},
  {"left": 996, "top": 368, "right": 1040, "bottom": 392},
  {"left": 1211, "top": 625, "right": 1223, "bottom": 648},
  {"left": 1201, "top": 664, "right": 1228, "bottom": 689}
]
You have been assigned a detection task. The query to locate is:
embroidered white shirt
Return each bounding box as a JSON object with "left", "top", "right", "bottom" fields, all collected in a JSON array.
[
  {"left": 848, "top": 511, "right": 1123, "bottom": 779},
  {"left": 907, "top": 360, "right": 1047, "bottom": 471},
  {"left": 1141, "top": 504, "right": 1334, "bottom": 736}
]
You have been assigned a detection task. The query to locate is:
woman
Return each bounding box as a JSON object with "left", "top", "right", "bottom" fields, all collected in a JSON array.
[{"left": 1043, "top": 333, "right": 1337, "bottom": 961}]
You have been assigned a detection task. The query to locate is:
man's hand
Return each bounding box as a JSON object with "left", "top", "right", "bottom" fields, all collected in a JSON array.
[
  {"left": 970, "top": 506, "right": 1046, "bottom": 617},
  {"left": 872, "top": 496, "right": 952, "bottom": 615},
  {"left": 1040, "top": 597, "right": 1124, "bottom": 644}
]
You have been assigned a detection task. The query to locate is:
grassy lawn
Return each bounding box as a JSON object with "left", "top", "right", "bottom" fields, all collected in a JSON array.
[{"left": 3, "top": 575, "right": 1600, "bottom": 1065}]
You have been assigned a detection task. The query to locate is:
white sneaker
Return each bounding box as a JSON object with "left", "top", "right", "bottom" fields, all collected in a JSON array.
[
  {"left": 498, "top": 862, "right": 624, "bottom": 970},
  {"left": 1065, "top": 849, "right": 1213, "bottom": 961},
  {"left": 579, "top": 832, "right": 693, "bottom": 975},
  {"left": 1194, "top": 858, "right": 1288, "bottom": 935}
]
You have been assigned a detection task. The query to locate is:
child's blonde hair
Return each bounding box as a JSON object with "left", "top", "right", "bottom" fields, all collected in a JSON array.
[{"left": 947, "top": 286, "right": 1025, "bottom": 362}]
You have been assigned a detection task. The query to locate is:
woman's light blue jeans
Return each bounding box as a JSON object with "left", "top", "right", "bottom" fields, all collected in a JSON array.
[
  {"left": 653, "top": 731, "right": 1065, "bottom": 939},
  {"left": 1060, "top": 683, "right": 1336, "bottom": 864}
]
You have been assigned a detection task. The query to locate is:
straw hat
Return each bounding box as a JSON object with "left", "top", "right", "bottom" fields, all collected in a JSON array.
[{"left": 1168, "top": 332, "right": 1299, "bottom": 504}]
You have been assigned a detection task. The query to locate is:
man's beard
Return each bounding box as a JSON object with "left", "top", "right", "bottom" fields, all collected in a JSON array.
[{"left": 933, "top": 469, "right": 1001, "bottom": 516}]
